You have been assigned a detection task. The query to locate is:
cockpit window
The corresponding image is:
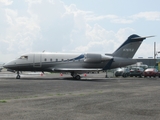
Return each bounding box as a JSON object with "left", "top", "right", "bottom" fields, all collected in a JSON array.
[{"left": 19, "top": 56, "right": 28, "bottom": 59}]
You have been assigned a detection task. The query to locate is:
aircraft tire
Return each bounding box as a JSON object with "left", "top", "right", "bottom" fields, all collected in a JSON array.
[
  {"left": 75, "top": 75, "right": 81, "bottom": 80},
  {"left": 122, "top": 74, "right": 126, "bottom": 78},
  {"left": 16, "top": 75, "right": 20, "bottom": 79}
]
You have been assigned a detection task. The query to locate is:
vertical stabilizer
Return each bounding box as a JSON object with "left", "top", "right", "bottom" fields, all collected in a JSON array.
[{"left": 112, "top": 34, "right": 152, "bottom": 58}]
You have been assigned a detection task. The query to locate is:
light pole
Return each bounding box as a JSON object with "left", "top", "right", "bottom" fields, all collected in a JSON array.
[
  {"left": 154, "top": 51, "right": 160, "bottom": 59},
  {"left": 154, "top": 51, "right": 160, "bottom": 69}
]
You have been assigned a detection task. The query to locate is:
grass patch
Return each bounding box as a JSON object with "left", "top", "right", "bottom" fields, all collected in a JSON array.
[
  {"left": 14, "top": 97, "right": 21, "bottom": 99},
  {"left": 47, "top": 94, "right": 53, "bottom": 96},
  {"left": 33, "top": 95, "right": 38, "bottom": 98},
  {"left": 93, "top": 90, "right": 103, "bottom": 94},
  {"left": 56, "top": 93, "right": 65, "bottom": 96},
  {"left": 0, "top": 100, "right": 7, "bottom": 103}
]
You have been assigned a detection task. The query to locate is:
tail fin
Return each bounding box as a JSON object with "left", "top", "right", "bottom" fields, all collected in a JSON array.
[{"left": 111, "top": 34, "right": 154, "bottom": 58}]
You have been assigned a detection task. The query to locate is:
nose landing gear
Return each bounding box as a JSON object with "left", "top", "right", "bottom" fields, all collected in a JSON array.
[{"left": 16, "top": 71, "right": 21, "bottom": 79}]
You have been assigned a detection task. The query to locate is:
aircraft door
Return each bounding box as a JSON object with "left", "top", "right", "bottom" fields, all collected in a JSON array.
[{"left": 33, "top": 54, "right": 41, "bottom": 67}]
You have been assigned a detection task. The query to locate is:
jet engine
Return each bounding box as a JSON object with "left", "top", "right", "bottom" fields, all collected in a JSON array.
[{"left": 84, "top": 53, "right": 112, "bottom": 63}]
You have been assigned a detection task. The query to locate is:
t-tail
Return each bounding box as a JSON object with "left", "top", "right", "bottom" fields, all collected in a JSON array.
[{"left": 111, "top": 34, "right": 154, "bottom": 58}]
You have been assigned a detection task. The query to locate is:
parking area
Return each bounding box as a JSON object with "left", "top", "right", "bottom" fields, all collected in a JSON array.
[{"left": 0, "top": 72, "right": 160, "bottom": 120}]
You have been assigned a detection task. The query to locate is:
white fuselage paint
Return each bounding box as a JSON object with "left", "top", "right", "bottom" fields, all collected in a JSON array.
[{"left": 4, "top": 52, "right": 136, "bottom": 73}]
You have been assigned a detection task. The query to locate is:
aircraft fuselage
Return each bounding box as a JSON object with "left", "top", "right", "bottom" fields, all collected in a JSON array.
[{"left": 4, "top": 52, "right": 136, "bottom": 72}]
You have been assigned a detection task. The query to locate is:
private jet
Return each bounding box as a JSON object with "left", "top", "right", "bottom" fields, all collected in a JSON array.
[{"left": 3, "top": 34, "right": 153, "bottom": 79}]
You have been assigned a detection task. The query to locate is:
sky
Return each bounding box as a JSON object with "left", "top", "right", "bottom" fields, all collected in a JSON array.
[{"left": 0, "top": 0, "right": 160, "bottom": 63}]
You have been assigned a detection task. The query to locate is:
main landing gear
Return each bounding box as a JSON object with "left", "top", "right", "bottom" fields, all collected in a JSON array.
[
  {"left": 74, "top": 75, "right": 81, "bottom": 80},
  {"left": 16, "top": 71, "right": 21, "bottom": 79},
  {"left": 71, "top": 72, "right": 81, "bottom": 80}
]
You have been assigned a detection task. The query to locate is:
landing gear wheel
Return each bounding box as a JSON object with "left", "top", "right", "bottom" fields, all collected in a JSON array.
[
  {"left": 16, "top": 75, "right": 20, "bottom": 79},
  {"left": 16, "top": 71, "right": 20, "bottom": 79},
  {"left": 74, "top": 75, "right": 81, "bottom": 80}
]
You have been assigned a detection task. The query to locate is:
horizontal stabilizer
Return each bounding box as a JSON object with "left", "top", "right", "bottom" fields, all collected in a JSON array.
[{"left": 131, "top": 35, "right": 155, "bottom": 40}]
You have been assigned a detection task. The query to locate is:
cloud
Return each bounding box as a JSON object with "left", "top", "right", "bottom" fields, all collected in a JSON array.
[
  {"left": 86, "top": 14, "right": 134, "bottom": 24},
  {"left": 0, "top": 0, "right": 158, "bottom": 62},
  {"left": 131, "top": 11, "right": 160, "bottom": 21},
  {"left": 85, "top": 11, "right": 160, "bottom": 24},
  {"left": 0, "top": 0, "right": 13, "bottom": 6},
  {"left": 25, "top": 0, "right": 42, "bottom": 5},
  {"left": 1, "top": 7, "right": 41, "bottom": 54},
  {"left": 70, "top": 26, "right": 135, "bottom": 54}
]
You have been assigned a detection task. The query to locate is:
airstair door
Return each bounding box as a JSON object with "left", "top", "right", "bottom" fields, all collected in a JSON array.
[{"left": 33, "top": 54, "right": 41, "bottom": 67}]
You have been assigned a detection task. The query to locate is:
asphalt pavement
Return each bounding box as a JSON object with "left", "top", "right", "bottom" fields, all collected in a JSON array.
[{"left": 0, "top": 72, "right": 160, "bottom": 120}]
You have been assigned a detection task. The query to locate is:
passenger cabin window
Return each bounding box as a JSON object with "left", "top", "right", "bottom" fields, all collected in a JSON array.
[
  {"left": 44, "top": 58, "right": 47, "bottom": 61},
  {"left": 19, "top": 56, "right": 28, "bottom": 60},
  {"left": 50, "top": 59, "right": 52, "bottom": 62}
]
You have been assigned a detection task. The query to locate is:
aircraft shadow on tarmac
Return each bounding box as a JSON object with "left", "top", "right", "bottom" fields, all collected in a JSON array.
[
  {"left": 0, "top": 76, "right": 117, "bottom": 82},
  {"left": 27, "top": 77, "right": 115, "bottom": 82}
]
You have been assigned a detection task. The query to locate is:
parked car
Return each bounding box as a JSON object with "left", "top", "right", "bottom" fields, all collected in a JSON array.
[
  {"left": 115, "top": 68, "right": 130, "bottom": 77},
  {"left": 143, "top": 68, "right": 160, "bottom": 78},
  {"left": 130, "top": 67, "right": 144, "bottom": 77}
]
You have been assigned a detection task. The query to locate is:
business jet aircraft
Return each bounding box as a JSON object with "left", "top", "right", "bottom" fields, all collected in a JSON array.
[{"left": 3, "top": 34, "right": 153, "bottom": 80}]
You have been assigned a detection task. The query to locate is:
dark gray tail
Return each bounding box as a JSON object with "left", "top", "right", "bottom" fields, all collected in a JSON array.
[{"left": 111, "top": 34, "right": 153, "bottom": 58}]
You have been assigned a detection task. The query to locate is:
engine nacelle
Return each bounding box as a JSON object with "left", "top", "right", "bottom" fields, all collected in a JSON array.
[{"left": 84, "top": 53, "right": 112, "bottom": 63}]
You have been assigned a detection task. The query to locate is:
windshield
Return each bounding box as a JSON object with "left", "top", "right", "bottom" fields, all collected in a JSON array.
[{"left": 19, "top": 56, "right": 28, "bottom": 59}]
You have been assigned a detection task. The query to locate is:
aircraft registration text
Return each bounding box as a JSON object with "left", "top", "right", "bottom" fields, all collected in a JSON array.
[{"left": 123, "top": 49, "right": 134, "bottom": 52}]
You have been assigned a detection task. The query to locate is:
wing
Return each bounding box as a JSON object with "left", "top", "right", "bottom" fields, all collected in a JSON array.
[
  {"left": 52, "top": 58, "right": 114, "bottom": 72},
  {"left": 52, "top": 68, "right": 102, "bottom": 72}
]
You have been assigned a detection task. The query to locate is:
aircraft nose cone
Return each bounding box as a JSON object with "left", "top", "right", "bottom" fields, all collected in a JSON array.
[
  {"left": 3, "top": 63, "right": 9, "bottom": 69},
  {"left": 3, "top": 63, "right": 7, "bottom": 68},
  {"left": 3, "top": 61, "right": 15, "bottom": 69}
]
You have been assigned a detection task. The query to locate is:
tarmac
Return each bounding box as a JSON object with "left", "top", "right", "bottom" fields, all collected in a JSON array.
[{"left": 0, "top": 71, "right": 160, "bottom": 120}]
